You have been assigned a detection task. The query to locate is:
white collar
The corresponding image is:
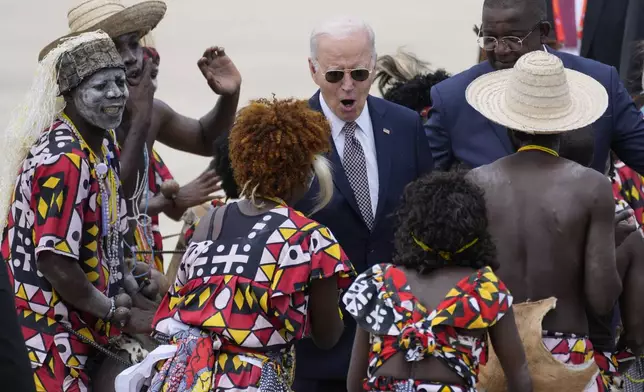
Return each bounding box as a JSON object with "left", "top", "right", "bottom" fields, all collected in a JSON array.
[{"left": 319, "top": 93, "right": 372, "bottom": 139}]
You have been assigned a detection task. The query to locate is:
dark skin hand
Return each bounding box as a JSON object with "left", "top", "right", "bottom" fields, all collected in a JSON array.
[
  {"left": 481, "top": 6, "right": 550, "bottom": 70},
  {"left": 151, "top": 46, "right": 241, "bottom": 156},
  {"left": 36, "top": 252, "right": 132, "bottom": 326},
  {"left": 347, "top": 266, "right": 531, "bottom": 392},
  {"left": 140, "top": 170, "right": 223, "bottom": 221},
  {"left": 614, "top": 208, "right": 637, "bottom": 247},
  {"left": 467, "top": 152, "right": 621, "bottom": 336}
]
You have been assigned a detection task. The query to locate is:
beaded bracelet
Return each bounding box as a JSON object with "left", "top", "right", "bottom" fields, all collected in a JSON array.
[{"left": 105, "top": 297, "right": 116, "bottom": 321}]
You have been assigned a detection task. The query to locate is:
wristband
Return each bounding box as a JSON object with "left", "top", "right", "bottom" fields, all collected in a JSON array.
[{"left": 105, "top": 297, "right": 116, "bottom": 321}]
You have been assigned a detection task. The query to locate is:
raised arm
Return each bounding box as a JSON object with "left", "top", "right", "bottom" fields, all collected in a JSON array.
[
  {"left": 118, "top": 59, "right": 156, "bottom": 198},
  {"left": 156, "top": 47, "right": 241, "bottom": 156},
  {"left": 584, "top": 174, "right": 621, "bottom": 315},
  {"left": 609, "top": 66, "right": 644, "bottom": 175},
  {"left": 424, "top": 86, "right": 453, "bottom": 171}
]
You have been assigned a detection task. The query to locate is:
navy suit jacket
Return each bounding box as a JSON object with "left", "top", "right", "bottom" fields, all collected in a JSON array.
[
  {"left": 293, "top": 92, "right": 433, "bottom": 380},
  {"left": 425, "top": 50, "right": 644, "bottom": 174}
]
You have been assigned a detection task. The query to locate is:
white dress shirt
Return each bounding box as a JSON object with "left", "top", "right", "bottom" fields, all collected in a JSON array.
[{"left": 320, "top": 94, "right": 379, "bottom": 215}]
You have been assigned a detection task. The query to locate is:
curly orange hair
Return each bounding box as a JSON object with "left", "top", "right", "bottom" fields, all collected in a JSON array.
[{"left": 229, "top": 97, "right": 331, "bottom": 202}]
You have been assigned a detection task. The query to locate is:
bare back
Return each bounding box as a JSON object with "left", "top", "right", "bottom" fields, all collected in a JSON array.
[{"left": 467, "top": 153, "right": 620, "bottom": 335}]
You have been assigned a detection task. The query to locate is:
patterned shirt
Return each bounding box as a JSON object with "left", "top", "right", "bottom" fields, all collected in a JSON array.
[
  {"left": 1, "top": 119, "right": 127, "bottom": 370},
  {"left": 343, "top": 264, "right": 513, "bottom": 391},
  {"left": 150, "top": 204, "right": 355, "bottom": 391}
]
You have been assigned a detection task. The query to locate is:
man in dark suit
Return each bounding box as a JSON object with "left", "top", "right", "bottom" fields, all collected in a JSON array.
[
  {"left": 580, "top": 0, "right": 630, "bottom": 72},
  {"left": 293, "top": 16, "right": 433, "bottom": 392},
  {"left": 426, "top": 0, "right": 644, "bottom": 175}
]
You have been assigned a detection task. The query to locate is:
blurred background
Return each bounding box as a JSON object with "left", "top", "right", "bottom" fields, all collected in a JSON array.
[{"left": 0, "top": 0, "right": 485, "bottom": 251}]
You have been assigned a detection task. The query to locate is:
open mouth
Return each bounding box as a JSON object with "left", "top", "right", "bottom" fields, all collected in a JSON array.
[
  {"left": 126, "top": 69, "right": 141, "bottom": 80},
  {"left": 340, "top": 99, "right": 356, "bottom": 110},
  {"left": 103, "top": 106, "right": 123, "bottom": 115}
]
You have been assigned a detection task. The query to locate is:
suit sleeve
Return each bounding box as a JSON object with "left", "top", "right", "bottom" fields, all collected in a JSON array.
[
  {"left": 609, "top": 67, "right": 644, "bottom": 175},
  {"left": 415, "top": 115, "right": 434, "bottom": 176},
  {"left": 424, "top": 86, "right": 453, "bottom": 171}
]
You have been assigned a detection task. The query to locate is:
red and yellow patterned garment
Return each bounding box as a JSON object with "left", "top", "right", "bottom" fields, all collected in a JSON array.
[
  {"left": 1, "top": 119, "right": 128, "bottom": 391},
  {"left": 611, "top": 159, "right": 644, "bottom": 229},
  {"left": 342, "top": 264, "right": 513, "bottom": 392},
  {"left": 149, "top": 204, "right": 355, "bottom": 391}
]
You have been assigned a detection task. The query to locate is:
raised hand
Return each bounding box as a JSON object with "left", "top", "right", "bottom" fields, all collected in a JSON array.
[
  {"left": 615, "top": 208, "right": 637, "bottom": 247},
  {"left": 197, "top": 46, "right": 242, "bottom": 96},
  {"left": 174, "top": 169, "right": 223, "bottom": 210},
  {"left": 126, "top": 58, "right": 156, "bottom": 121}
]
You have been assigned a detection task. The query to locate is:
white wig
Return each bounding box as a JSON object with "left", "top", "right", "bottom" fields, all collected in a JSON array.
[{"left": 0, "top": 30, "right": 112, "bottom": 230}]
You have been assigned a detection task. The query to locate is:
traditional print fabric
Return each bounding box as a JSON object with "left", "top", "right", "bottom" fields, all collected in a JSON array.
[
  {"left": 342, "top": 121, "right": 374, "bottom": 230},
  {"left": 150, "top": 205, "right": 355, "bottom": 391},
  {"left": 342, "top": 264, "right": 513, "bottom": 391},
  {"left": 1, "top": 119, "right": 127, "bottom": 387},
  {"left": 541, "top": 331, "right": 605, "bottom": 391},
  {"left": 611, "top": 159, "right": 644, "bottom": 230}
]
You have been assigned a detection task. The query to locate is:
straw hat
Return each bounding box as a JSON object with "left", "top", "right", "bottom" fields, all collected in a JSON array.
[
  {"left": 38, "top": 0, "right": 167, "bottom": 61},
  {"left": 466, "top": 51, "right": 608, "bottom": 134}
]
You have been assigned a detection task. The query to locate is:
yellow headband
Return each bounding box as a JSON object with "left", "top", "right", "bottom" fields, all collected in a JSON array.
[{"left": 411, "top": 234, "right": 479, "bottom": 261}]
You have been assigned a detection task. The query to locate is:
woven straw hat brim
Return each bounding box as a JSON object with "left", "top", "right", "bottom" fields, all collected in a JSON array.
[
  {"left": 38, "top": 1, "right": 166, "bottom": 61},
  {"left": 466, "top": 68, "right": 609, "bottom": 134}
]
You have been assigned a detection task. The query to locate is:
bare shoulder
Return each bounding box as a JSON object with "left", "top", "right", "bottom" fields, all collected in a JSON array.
[
  {"left": 572, "top": 164, "right": 613, "bottom": 205},
  {"left": 465, "top": 163, "right": 498, "bottom": 188}
]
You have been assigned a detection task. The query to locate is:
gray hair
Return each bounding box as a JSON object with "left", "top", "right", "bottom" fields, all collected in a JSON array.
[{"left": 309, "top": 16, "right": 377, "bottom": 69}]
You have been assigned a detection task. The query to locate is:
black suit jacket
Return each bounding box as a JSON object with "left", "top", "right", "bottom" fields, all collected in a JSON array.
[
  {"left": 581, "top": 0, "right": 631, "bottom": 72},
  {"left": 293, "top": 92, "right": 433, "bottom": 380}
]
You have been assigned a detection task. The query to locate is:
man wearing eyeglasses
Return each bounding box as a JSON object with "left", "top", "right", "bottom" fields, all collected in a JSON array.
[
  {"left": 293, "top": 15, "right": 434, "bottom": 392},
  {"left": 426, "top": 0, "right": 644, "bottom": 177}
]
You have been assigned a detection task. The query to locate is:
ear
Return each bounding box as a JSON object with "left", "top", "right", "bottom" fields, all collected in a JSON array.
[
  {"left": 539, "top": 21, "right": 552, "bottom": 44},
  {"left": 308, "top": 58, "right": 317, "bottom": 79}
]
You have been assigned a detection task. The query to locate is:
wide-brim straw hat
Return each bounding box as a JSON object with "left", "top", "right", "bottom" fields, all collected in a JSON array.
[
  {"left": 466, "top": 51, "right": 609, "bottom": 134},
  {"left": 38, "top": 0, "right": 167, "bottom": 61}
]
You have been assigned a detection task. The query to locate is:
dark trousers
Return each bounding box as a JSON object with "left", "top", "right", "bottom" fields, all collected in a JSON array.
[
  {"left": 0, "top": 264, "right": 36, "bottom": 392},
  {"left": 292, "top": 377, "right": 347, "bottom": 392}
]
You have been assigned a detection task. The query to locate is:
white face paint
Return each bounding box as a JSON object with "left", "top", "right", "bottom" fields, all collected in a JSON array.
[{"left": 71, "top": 68, "right": 129, "bottom": 130}]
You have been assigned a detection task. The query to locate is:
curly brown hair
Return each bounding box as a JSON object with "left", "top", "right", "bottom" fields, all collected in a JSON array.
[{"left": 229, "top": 97, "right": 331, "bottom": 202}]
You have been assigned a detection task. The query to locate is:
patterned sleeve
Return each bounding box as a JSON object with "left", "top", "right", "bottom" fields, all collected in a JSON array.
[
  {"left": 152, "top": 149, "right": 174, "bottom": 186},
  {"left": 342, "top": 264, "right": 401, "bottom": 335},
  {"left": 270, "top": 225, "right": 356, "bottom": 297},
  {"left": 32, "top": 152, "right": 91, "bottom": 260}
]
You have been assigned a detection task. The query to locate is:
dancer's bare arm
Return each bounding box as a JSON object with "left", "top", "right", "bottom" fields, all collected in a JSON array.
[
  {"left": 155, "top": 47, "right": 240, "bottom": 156},
  {"left": 584, "top": 174, "right": 621, "bottom": 316},
  {"left": 347, "top": 327, "right": 370, "bottom": 392}
]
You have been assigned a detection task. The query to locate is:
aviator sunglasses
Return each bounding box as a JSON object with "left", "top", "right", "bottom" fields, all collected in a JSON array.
[{"left": 324, "top": 68, "right": 372, "bottom": 83}]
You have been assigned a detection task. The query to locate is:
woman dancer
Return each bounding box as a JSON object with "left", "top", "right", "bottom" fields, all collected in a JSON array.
[
  {"left": 145, "top": 97, "right": 355, "bottom": 391},
  {"left": 344, "top": 172, "right": 532, "bottom": 392}
]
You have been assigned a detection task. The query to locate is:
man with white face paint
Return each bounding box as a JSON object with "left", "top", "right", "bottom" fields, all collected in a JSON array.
[
  {"left": 0, "top": 31, "right": 158, "bottom": 391},
  {"left": 294, "top": 16, "right": 434, "bottom": 392}
]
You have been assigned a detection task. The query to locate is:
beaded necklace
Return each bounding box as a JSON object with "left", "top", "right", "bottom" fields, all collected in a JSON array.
[
  {"left": 517, "top": 144, "right": 559, "bottom": 157},
  {"left": 60, "top": 113, "right": 122, "bottom": 287}
]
